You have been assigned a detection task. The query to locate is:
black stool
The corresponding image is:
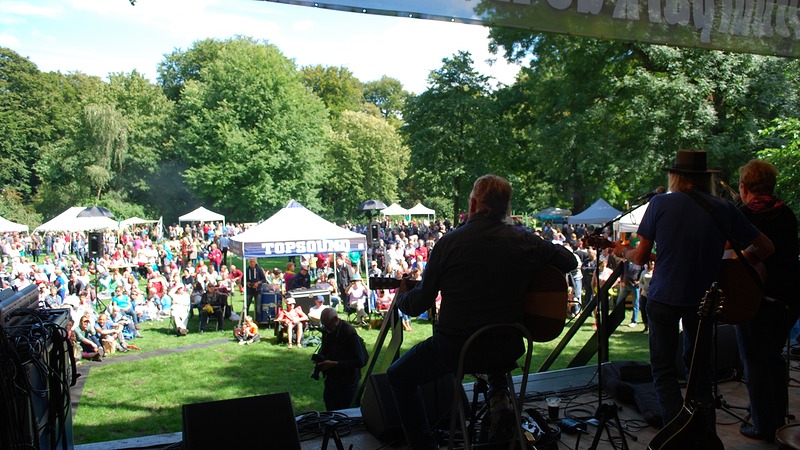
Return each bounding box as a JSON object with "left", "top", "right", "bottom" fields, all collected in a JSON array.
[{"left": 448, "top": 322, "right": 534, "bottom": 450}]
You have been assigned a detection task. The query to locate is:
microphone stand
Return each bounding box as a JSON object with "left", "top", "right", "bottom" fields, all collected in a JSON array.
[{"left": 584, "top": 198, "right": 655, "bottom": 450}]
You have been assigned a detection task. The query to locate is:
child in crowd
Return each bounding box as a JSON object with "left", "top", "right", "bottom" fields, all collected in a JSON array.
[{"left": 234, "top": 315, "right": 260, "bottom": 345}]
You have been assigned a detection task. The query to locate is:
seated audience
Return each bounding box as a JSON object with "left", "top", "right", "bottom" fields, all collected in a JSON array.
[
  {"left": 75, "top": 314, "right": 104, "bottom": 361},
  {"left": 314, "top": 272, "right": 340, "bottom": 308},
  {"left": 199, "top": 283, "right": 226, "bottom": 332},
  {"left": 276, "top": 297, "right": 308, "bottom": 348},
  {"left": 94, "top": 313, "right": 130, "bottom": 353},
  {"left": 345, "top": 273, "right": 369, "bottom": 326},
  {"left": 170, "top": 284, "right": 191, "bottom": 336}
]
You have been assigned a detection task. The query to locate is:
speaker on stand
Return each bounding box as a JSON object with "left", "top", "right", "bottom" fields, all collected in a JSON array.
[{"left": 88, "top": 232, "right": 103, "bottom": 259}]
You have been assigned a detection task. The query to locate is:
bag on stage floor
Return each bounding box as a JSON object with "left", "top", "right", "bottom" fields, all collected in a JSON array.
[{"left": 601, "top": 360, "right": 663, "bottom": 427}]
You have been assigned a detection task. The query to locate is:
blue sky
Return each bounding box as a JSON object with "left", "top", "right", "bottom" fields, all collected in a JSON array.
[{"left": 0, "top": 0, "right": 523, "bottom": 94}]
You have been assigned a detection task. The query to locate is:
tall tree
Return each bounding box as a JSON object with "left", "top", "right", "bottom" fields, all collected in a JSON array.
[
  {"left": 321, "top": 110, "right": 409, "bottom": 220},
  {"left": 300, "top": 65, "right": 365, "bottom": 119},
  {"left": 402, "top": 51, "right": 508, "bottom": 223},
  {"left": 363, "top": 76, "right": 408, "bottom": 126},
  {"left": 167, "top": 37, "right": 330, "bottom": 220}
]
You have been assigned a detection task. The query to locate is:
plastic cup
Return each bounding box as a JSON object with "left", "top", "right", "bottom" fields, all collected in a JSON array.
[{"left": 546, "top": 396, "right": 561, "bottom": 420}]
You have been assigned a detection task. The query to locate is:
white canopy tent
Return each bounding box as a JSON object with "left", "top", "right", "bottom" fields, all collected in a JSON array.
[
  {"left": 616, "top": 203, "right": 648, "bottom": 234},
  {"left": 567, "top": 199, "right": 622, "bottom": 225},
  {"left": 230, "top": 200, "right": 367, "bottom": 259},
  {"left": 119, "top": 217, "right": 159, "bottom": 228},
  {"left": 406, "top": 202, "right": 435, "bottom": 219},
  {"left": 35, "top": 207, "right": 119, "bottom": 232},
  {"left": 0, "top": 216, "right": 29, "bottom": 233},
  {"left": 380, "top": 203, "right": 409, "bottom": 216},
  {"left": 178, "top": 206, "right": 225, "bottom": 228},
  {"left": 230, "top": 200, "right": 368, "bottom": 319}
]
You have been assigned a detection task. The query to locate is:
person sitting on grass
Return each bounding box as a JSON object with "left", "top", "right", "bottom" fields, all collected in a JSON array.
[
  {"left": 94, "top": 313, "right": 130, "bottom": 353},
  {"left": 111, "top": 285, "right": 140, "bottom": 329},
  {"left": 276, "top": 297, "right": 308, "bottom": 348},
  {"left": 75, "top": 314, "right": 104, "bottom": 362},
  {"left": 234, "top": 315, "right": 260, "bottom": 345}
]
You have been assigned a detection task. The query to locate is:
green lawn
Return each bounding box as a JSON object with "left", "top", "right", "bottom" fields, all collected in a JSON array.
[{"left": 72, "top": 290, "right": 649, "bottom": 444}]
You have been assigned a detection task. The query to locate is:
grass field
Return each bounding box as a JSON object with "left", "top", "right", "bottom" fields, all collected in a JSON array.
[{"left": 72, "top": 286, "right": 649, "bottom": 444}]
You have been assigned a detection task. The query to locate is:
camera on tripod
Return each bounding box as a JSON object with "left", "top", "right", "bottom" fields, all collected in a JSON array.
[{"left": 310, "top": 353, "right": 326, "bottom": 380}]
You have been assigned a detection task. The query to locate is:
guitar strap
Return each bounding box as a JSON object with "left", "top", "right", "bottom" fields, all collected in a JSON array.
[{"left": 685, "top": 189, "right": 765, "bottom": 291}]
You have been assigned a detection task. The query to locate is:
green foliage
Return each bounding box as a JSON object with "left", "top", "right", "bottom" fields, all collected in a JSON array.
[
  {"left": 758, "top": 118, "right": 800, "bottom": 213},
  {"left": 300, "top": 65, "right": 364, "bottom": 119},
  {"left": 0, "top": 188, "right": 41, "bottom": 227},
  {"left": 169, "top": 37, "right": 331, "bottom": 221},
  {"left": 362, "top": 75, "right": 408, "bottom": 126},
  {"left": 322, "top": 111, "right": 409, "bottom": 220},
  {"left": 403, "top": 51, "right": 510, "bottom": 223}
]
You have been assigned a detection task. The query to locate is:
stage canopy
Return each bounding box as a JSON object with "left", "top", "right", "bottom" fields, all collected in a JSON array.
[
  {"left": 380, "top": 203, "right": 409, "bottom": 216},
  {"left": 261, "top": 0, "right": 800, "bottom": 58},
  {"left": 567, "top": 198, "right": 622, "bottom": 225},
  {"left": 617, "top": 203, "right": 648, "bottom": 233},
  {"left": 406, "top": 203, "right": 435, "bottom": 218},
  {"left": 35, "top": 207, "right": 119, "bottom": 232},
  {"left": 230, "top": 200, "right": 368, "bottom": 259},
  {"left": 0, "top": 216, "right": 29, "bottom": 233},
  {"left": 178, "top": 207, "right": 225, "bottom": 225}
]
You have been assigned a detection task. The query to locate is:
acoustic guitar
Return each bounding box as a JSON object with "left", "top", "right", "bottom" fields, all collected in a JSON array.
[
  {"left": 717, "top": 250, "right": 764, "bottom": 324},
  {"left": 369, "top": 265, "right": 568, "bottom": 343},
  {"left": 647, "top": 284, "right": 725, "bottom": 450}
]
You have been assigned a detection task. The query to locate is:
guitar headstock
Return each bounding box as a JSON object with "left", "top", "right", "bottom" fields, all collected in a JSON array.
[{"left": 699, "top": 282, "right": 725, "bottom": 319}]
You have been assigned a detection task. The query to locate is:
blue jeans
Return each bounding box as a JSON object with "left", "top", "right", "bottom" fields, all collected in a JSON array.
[
  {"left": 617, "top": 284, "right": 640, "bottom": 323},
  {"left": 647, "top": 299, "right": 715, "bottom": 429},
  {"left": 573, "top": 277, "right": 583, "bottom": 305}
]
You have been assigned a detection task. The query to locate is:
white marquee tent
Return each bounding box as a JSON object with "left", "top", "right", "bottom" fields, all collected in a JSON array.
[
  {"left": 380, "top": 203, "right": 409, "bottom": 216},
  {"left": 230, "top": 200, "right": 367, "bottom": 259},
  {"left": 0, "top": 216, "right": 29, "bottom": 233},
  {"left": 406, "top": 202, "right": 435, "bottom": 218},
  {"left": 567, "top": 198, "right": 622, "bottom": 225},
  {"left": 178, "top": 207, "right": 225, "bottom": 227},
  {"left": 35, "top": 207, "right": 119, "bottom": 232},
  {"left": 230, "top": 200, "right": 368, "bottom": 301},
  {"left": 617, "top": 203, "right": 648, "bottom": 234}
]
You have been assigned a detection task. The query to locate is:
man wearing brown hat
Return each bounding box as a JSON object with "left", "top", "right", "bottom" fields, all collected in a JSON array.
[{"left": 616, "top": 149, "right": 774, "bottom": 436}]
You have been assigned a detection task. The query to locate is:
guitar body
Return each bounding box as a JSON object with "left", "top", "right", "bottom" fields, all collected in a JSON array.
[
  {"left": 648, "top": 406, "right": 724, "bottom": 450},
  {"left": 717, "top": 257, "right": 763, "bottom": 324},
  {"left": 523, "top": 265, "right": 568, "bottom": 342},
  {"left": 371, "top": 266, "right": 568, "bottom": 343}
]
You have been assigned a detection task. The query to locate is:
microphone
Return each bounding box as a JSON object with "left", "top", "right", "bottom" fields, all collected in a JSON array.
[
  {"left": 633, "top": 186, "right": 665, "bottom": 203},
  {"left": 718, "top": 179, "right": 741, "bottom": 203}
]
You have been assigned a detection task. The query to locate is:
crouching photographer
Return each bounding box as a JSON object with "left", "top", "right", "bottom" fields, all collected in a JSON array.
[{"left": 312, "top": 308, "right": 368, "bottom": 411}]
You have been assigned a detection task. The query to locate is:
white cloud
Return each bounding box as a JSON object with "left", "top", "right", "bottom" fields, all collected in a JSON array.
[
  {"left": 1, "top": 1, "right": 62, "bottom": 18},
  {"left": 0, "top": 33, "right": 20, "bottom": 48}
]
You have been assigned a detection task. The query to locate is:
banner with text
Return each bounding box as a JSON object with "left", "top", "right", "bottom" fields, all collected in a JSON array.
[
  {"left": 241, "top": 238, "right": 365, "bottom": 258},
  {"left": 263, "top": 0, "right": 800, "bottom": 58}
]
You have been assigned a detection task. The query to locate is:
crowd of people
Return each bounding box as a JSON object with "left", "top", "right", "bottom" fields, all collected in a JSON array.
[{"left": 2, "top": 158, "right": 798, "bottom": 446}]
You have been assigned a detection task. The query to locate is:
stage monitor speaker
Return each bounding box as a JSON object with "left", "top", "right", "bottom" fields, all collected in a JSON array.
[
  {"left": 88, "top": 232, "right": 103, "bottom": 258},
  {"left": 182, "top": 392, "right": 300, "bottom": 450},
  {"left": 361, "top": 373, "right": 454, "bottom": 440},
  {"left": 676, "top": 323, "right": 742, "bottom": 381}
]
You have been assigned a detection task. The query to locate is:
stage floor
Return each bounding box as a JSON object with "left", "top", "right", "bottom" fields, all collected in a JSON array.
[{"left": 75, "top": 360, "right": 800, "bottom": 450}]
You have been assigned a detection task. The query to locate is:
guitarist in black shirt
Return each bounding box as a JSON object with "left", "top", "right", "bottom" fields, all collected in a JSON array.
[{"left": 735, "top": 159, "right": 800, "bottom": 442}]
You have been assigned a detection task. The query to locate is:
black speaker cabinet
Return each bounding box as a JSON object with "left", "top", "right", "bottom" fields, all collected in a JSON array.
[
  {"left": 182, "top": 392, "right": 300, "bottom": 449},
  {"left": 88, "top": 232, "right": 103, "bottom": 258},
  {"left": 361, "top": 373, "right": 454, "bottom": 440},
  {"left": 676, "top": 323, "right": 743, "bottom": 381}
]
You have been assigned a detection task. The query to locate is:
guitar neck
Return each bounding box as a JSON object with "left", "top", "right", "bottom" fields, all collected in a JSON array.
[{"left": 369, "top": 277, "right": 420, "bottom": 290}]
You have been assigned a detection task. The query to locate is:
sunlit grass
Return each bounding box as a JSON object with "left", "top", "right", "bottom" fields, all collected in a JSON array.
[{"left": 73, "top": 290, "right": 649, "bottom": 444}]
